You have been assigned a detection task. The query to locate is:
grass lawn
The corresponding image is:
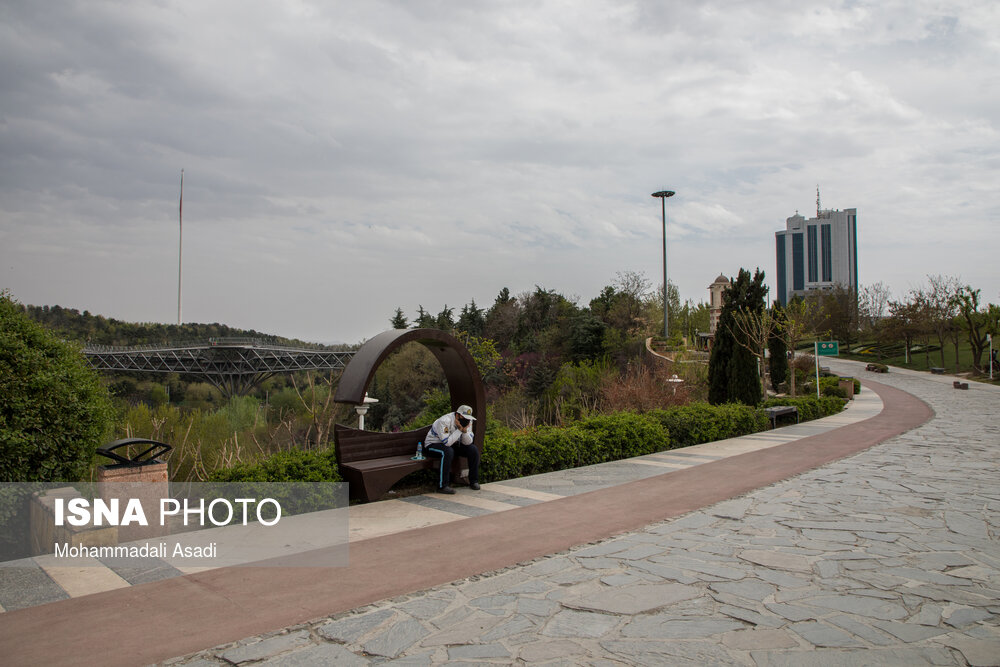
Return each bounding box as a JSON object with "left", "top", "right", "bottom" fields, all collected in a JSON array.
[{"left": 802, "top": 338, "right": 1000, "bottom": 386}]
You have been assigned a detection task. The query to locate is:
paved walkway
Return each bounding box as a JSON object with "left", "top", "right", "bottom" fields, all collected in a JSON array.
[
  {"left": 0, "top": 376, "right": 881, "bottom": 613},
  {"left": 2, "top": 359, "right": 998, "bottom": 665}
]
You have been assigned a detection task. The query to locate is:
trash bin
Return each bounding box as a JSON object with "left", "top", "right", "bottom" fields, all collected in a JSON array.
[{"left": 837, "top": 378, "right": 855, "bottom": 400}]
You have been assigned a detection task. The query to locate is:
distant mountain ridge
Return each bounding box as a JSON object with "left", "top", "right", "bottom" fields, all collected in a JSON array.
[{"left": 19, "top": 304, "right": 344, "bottom": 350}]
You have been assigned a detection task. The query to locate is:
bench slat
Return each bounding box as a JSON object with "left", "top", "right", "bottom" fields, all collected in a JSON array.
[{"left": 343, "top": 455, "right": 439, "bottom": 473}]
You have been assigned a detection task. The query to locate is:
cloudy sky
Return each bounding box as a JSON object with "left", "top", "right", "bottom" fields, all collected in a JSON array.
[{"left": 2, "top": 0, "right": 998, "bottom": 344}]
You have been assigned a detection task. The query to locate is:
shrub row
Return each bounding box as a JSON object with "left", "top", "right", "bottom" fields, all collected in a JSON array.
[
  {"left": 645, "top": 403, "right": 768, "bottom": 449},
  {"left": 761, "top": 396, "right": 847, "bottom": 421},
  {"left": 481, "top": 396, "right": 843, "bottom": 484},
  {"left": 482, "top": 412, "right": 671, "bottom": 481},
  {"left": 209, "top": 395, "right": 846, "bottom": 486},
  {"left": 208, "top": 448, "right": 342, "bottom": 483}
]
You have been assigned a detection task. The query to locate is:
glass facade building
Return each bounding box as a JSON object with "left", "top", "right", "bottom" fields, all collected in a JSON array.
[{"left": 774, "top": 207, "right": 857, "bottom": 306}]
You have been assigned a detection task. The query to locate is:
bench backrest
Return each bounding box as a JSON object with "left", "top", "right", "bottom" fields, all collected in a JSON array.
[{"left": 334, "top": 424, "right": 433, "bottom": 464}]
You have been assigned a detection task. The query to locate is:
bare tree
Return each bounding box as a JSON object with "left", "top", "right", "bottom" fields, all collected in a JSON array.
[
  {"left": 612, "top": 270, "right": 653, "bottom": 333},
  {"left": 925, "top": 275, "right": 962, "bottom": 367},
  {"left": 730, "top": 307, "right": 777, "bottom": 399},
  {"left": 290, "top": 371, "right": 342, "bottom": 449},
  {"left": 780, "top": 298, "right": 818, "bottom": 396},
  {"left": 882, "top": 299, "right": 924, "bottom": 365},
  {"left": 858, "top": 282, "right": 891, "bottom": 336}
]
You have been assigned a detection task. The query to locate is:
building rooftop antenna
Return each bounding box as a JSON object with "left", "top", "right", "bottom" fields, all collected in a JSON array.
[{"left": 816, "top": 185, "right": 821, "bottom": 217}]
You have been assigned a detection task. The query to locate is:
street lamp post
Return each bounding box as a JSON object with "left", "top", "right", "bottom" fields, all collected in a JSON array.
[{"left": 651, "top": 190, "right": 675, "bottom": 339}]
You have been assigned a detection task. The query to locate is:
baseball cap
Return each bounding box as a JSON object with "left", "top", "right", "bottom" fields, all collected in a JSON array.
[{"left": 456, "top": 405, "right": 476, "bottom": 421}]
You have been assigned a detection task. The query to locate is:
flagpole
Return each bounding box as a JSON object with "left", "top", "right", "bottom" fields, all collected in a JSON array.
[{"left": 178, "top": 169, "right": 183, "bottom": 325}]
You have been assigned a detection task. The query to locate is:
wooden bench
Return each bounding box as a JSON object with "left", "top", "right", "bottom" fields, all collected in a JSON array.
[
  {"left": 930, "top": 367, "right": 945, "bottom": 375},
  {"left": 334, "top": 424, "right": 473, "bottom": 502},
  {"left": 764, "top": 406, "right": 799, "bottom": 429}
]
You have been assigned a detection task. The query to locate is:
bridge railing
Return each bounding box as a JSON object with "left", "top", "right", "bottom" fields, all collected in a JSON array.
[{"left": 83, "top": 337, "right": 355, "bottom": 354}]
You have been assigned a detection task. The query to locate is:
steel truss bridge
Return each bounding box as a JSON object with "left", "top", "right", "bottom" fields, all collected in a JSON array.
[{"left": 82, "top": 338, "right": 356, "bottom": 398}]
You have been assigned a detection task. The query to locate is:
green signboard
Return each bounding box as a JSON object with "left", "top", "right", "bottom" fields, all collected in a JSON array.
[{"left": 816, "top": 341, "right": 839, "bottom": 356}]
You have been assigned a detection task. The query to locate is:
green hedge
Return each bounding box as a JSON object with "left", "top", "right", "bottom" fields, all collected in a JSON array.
[
  {"left": 761, "top": 396, "right": 846, "bottom": 421},
  {"left": 818, "top": 376, "right": 860, "bottom": 397},
  {"left": 482, "top": 413, "right": 671, "bottom": 480},
  {"left": 208, "top": 448, "right": 342, "bottom": 483},
  {"left": 646, "top": 403, "right": 768, "bottom": 448},
  {"left": 482, "top": 396, "right": 845, "bottom": 483},
  {"left": 213, "top": 396, "right": 846, "bottom": 487}
]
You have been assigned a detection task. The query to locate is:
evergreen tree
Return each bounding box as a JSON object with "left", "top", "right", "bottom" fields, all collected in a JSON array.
[
  {"left": 708, "top": 268, "right": 767, "bottom": 405},
  {"left": 456, "top": 300, "right": 486, "bottom": 337},
  {"left": 435, "top": 305, "right": 455, "bottom": 330},
  {"left": 414, "top": 305, "right": 436, "bottom": 329},
  {"left": 390, "top": 307, "right": 408, "bottom": 329},
  {"left": 569, "top": 314, "right": 608, "bottom": 362}
]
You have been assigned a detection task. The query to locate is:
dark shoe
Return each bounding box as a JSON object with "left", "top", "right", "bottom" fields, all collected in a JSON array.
[
  {"left": 438, "top": 486, "right": 456, "bottom": 495},
  {"left": 470, "top": 483, "right": 481, "bottom": 491}
]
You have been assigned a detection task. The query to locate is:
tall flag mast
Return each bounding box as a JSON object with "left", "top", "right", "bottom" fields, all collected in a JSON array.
[{"left": 178, "top": 169, "right": 184, "bottom": 325}]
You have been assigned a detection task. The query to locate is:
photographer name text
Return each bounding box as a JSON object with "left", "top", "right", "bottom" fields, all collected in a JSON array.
[{"left": 53, "top": 541, "right": 217, "bottom": 559}]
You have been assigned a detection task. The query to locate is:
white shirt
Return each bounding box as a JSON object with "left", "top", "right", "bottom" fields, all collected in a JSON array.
[{"left": 425, "top": 412, "right": 473, "bottom": 448}]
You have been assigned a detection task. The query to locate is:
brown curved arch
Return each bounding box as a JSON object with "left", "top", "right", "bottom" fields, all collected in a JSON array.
[{"left": 333, "top": 329, "right": 486, "bottom": 451}]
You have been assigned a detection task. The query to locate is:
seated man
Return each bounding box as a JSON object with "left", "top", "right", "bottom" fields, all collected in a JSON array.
[{"left": 423, "top": 404, "right": 481, "bottom": 494}]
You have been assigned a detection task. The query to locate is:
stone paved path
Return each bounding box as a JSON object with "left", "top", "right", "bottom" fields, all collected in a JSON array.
[{"left": 164, "top": 360, "right": 1000, "bottom": 666}]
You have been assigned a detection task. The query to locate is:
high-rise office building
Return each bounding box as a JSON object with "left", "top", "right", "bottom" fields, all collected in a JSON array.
[{"left": 774, "top": 202, "right": 857, "bottom": 306}]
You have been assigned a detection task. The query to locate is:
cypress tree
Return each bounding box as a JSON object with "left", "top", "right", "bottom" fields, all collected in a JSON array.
[{"left": 708, "top": 268, "right": 768, "bottom": 405}]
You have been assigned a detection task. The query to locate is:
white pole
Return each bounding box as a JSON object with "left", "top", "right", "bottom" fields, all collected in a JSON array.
[{"left": 178, "top": 169, "right": 184, "bottom": 325}]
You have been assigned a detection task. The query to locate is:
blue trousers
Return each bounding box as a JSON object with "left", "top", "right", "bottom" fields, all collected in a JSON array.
[{"left": 424, "top": 442, "right": 480, "bottom": 488}]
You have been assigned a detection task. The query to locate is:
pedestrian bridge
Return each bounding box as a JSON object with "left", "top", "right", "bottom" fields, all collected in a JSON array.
[{"left": 82, "top": 338, "right": 356, "bottom": 398}]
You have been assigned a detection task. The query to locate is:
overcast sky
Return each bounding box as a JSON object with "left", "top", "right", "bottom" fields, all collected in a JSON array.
[{"left": 2, "top": 0, "right": 998, "bottom": 345}]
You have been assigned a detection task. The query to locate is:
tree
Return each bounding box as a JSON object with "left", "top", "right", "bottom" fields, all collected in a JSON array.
[
  {"left": 708, "top": 268, "right": 768, "bottom": 405},
  {"left": 456, "top": 300, "right": 486, "bottom": 337},
  {"left": 569, "top": 314, "right": 608, "bottom": 363},
  {"left": 390, "top": 307, "right": 408, "bottom": 329},
  {"left": 730, "top": 306, "right": 776, "bottom": 399},
  {"left": 1, "top": 291, "right": 115, "bottom": 481},
  {"left": 650, "top": 280, "right": 682, "bottom": 340},
  {"left": 954, "top": 286, "right": 998, "bottom": 371},
  {"left": 413, "top": 305, "right": 435, "bottom": 329},
  {"left": 924, "top": 275, "right": 961, "bottom": 368},
  {"left": 484, "top": 288, "right": 519, "bottom": 350},
  {"left": 779, "top": 297, "right": 818, "bottom": 396},
  {"left": 512, "top": 286, "right": 577, "bottom": 355},
  {"left": 815, "top": 285, "right": 858, "bottom": 352},
  {"left": 858, "top": 282, "right": 891, "bottom": 339},
  {"left": 435, "top": 305, "right": 455, "bottom": 331},
  {"left": 882, "top": 299, "right": 923, "bottom": 365},
  {"left": 679, "top": 299, "right": 711, "bottom": 347}
]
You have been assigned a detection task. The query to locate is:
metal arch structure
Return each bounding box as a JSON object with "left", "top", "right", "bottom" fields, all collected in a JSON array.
[
  {"left": 333, "top": 328, "right": 486, "bottom": 452},
  {"left": 82, "top": 338, "right": 356, "bottom": 399}
]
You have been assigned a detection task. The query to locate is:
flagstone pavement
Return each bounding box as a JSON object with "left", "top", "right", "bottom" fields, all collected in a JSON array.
[{"left": 159, "top": 359, "right": 999, "bottom": 666}]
